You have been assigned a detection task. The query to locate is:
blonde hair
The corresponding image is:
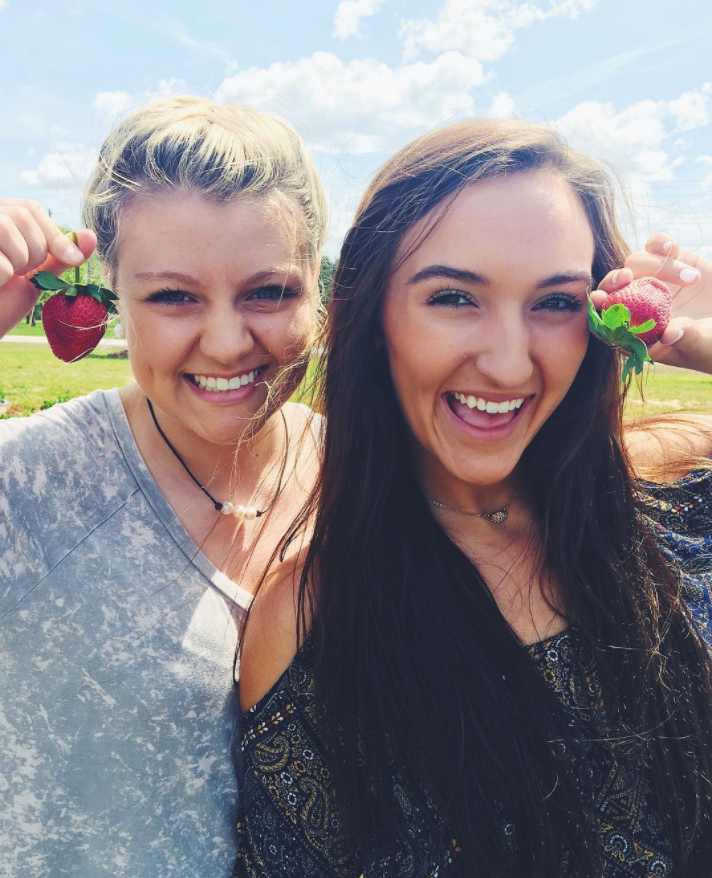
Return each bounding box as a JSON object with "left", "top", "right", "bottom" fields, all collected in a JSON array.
[{"left": 82, "top": 95, "right": 328, "bottom": 281}]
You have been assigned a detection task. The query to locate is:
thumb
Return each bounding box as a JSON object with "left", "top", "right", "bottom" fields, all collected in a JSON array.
[{"left": 30, "top": 228, "right": 97, "bottom": 280}]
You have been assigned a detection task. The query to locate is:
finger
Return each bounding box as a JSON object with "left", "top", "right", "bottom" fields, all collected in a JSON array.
[
  {"left": 597, "top": 266, "right": 634, "bottom": 294},
  {"left": 0, "top": 214, "right": 30, "bottom": 275},
  {"left": 29, "top": 228, "right": 97, "bottom": 280},
  {"left": 624, "top": 252, "right": 701, "bottom": 289},
  {"left": 589, "top": 290, "right": 608, "bottom": 309},
  {"left": 647, "top": 316, "right": 710, "bottom": 371},
  {"left": 644, "top": 233, "right": 699, "bottom": 270},
  {"left": 0, "top": 199, "right": 86, "bottom": 267}
]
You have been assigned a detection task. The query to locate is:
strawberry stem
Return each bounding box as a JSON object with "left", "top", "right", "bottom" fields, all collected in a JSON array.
[{"left": 72, "top": 231, "right": 80, "bottom": 285}]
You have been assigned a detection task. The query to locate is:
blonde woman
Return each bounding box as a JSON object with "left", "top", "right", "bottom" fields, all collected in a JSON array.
[{"left": 0, "top": 96, "right": 326, "bottom": 876}]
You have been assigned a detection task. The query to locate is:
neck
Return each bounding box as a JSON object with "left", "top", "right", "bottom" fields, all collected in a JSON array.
[
  {"left": 419, "top": 453, "right": 523, "bottom": 518},
  {"left": 123, "top": 384, "right": 285, "bottom": 501}
]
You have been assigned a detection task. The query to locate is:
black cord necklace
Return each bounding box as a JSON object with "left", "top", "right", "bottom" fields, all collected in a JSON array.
[{"left": 146, "top": 397, "right": 288, "bottom": 521}]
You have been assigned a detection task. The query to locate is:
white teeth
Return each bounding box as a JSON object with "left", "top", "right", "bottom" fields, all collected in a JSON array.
[
  {"left": 452, "top": 393, "right": 527, "bottom": 414},
  {"left": 192, "top": 368, "right": 262, "bottom": 393}
]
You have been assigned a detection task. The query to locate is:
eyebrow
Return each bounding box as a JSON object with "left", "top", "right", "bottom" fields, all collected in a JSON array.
[
  {"left": 133, "top": 268, "right": 303, "bottom": 287},
  {"left": 407, "top": 264, "right": 593, "bottom": 289}
]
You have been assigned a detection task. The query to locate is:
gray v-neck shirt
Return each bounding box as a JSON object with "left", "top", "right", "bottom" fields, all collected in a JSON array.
[{"left": 0, "top": 388, "right": 257, "bottom": 877}]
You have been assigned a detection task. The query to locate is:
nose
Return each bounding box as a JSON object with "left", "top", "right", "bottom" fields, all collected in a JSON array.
[
  {"left": 198, "top": 303, "right": 255, "bottom": 365},
  {"left": 473, "top": 312, "right": 534, "bottom": 388}
]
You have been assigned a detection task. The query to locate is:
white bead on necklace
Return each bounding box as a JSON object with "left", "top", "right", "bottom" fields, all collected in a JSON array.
[{"left": 220, "top": 502, "right": 259, "bottom": 521}]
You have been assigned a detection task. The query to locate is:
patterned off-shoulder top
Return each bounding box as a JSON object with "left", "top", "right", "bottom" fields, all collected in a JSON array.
[{"left": 233, "top": 466, "right": 712, "bottom": 878}]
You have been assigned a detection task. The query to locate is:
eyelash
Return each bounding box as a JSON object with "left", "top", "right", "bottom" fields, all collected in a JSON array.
[
  {"left": 426, "top": 289, "right": 583, "bottom": 312},
  {"left": 145, "top": 284, "right": 299, "bottom": 306}
]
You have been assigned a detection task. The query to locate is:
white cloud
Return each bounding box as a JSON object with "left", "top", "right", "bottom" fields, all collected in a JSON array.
[
  {"left": 668, "top": 86, "right": 710, "bottom": 131},
  {"left": 215, "top": 50, "right": 485, "bottom": 153},
  {"left": 556, "top": 99, "right": 673, "bottom": 182},
  {"left": 0, "top": 1, "right": 8, "bottom": 9},
  {"left": 401, "top": 0, "right": 598, "bottom": 63},
  {"left": 20, "top": 145, "right": 97, "bottom": 189},
  {"left": 489, "top": 91, "right": 515, "bottom": 117},
  {"left": 93, "top": 91, "right": 132, "bottom": 126},
  {"left": 333, "top": 0, "right": 386, "bottom": 39}
]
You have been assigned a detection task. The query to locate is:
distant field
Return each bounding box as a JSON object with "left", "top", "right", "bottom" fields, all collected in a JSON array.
[
  {"left": 6, "top": 321, "right": 48, "bottom": 337},
  {"left": 1, "top": 342, "right": 710, "bottom": 418},
  {"left": 0, "top": 344, "right": 133, "bottom": 417}
]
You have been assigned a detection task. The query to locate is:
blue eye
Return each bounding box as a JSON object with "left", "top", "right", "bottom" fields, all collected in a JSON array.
[
  {"left": 246, "top": 284, "right": 298, "bottom": 302},
  {"left": 533, "top": 293, "right": 583, "bottom": 313},
  {"left": 146, "top": 288, "right": 193, "bottom": 306},
  {"left": 427, "top": 289, "right": 474, "bottom": 308}
]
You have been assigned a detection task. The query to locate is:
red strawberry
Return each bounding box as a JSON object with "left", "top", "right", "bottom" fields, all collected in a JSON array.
[
  {"left": 602, "top": 276, "right": 672, "bottom": 345},
  {"left": 42, "top": 291, "right": 109, "bottom": 362}
]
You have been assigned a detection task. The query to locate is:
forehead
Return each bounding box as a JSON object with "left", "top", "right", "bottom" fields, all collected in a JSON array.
[
  {"left": 393, "top": 170, "right": 595, "bottom": 282},
  {"left": 116, "top": 190, "right": 310, "bottom": 280}
]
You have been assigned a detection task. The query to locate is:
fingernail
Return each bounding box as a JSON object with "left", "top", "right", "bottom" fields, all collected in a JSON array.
[
  {"left": 63, "top": 243, "right": 84, "bottom": 263},
  {"left": 662, "top": 240, "right": 674, "bottom": 252},
  {"left": 611, "top": 270, "right": 619, "bottom": 286},
  {"left": 679, "top": 268, "right": 699, "bottom": 283},
  {"left": 661, "top": 329, "right": 685, "bottom": 346}
]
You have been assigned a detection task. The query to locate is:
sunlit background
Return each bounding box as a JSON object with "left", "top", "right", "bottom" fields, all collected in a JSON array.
[{"left": 1, "top": 0, "right": 711, "bottom": 258}]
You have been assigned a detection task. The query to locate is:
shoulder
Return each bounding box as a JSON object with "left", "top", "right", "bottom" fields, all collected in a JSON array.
[
  {"left": 238, "top": 545, "right": 310, "bottom": 713},
  {"left": 0, "top": 390, "right": 127, "bottom": 498},
  {"left": 0, "top": 390, "right": 137, "bottom": 573},
  {"left": 625, "top": 413, "right": 712, "bottom": 483}
]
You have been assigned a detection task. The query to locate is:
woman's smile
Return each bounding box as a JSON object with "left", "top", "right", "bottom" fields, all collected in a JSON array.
[{"left": 443, "top": 391, "right": 534, "bottom": 442}]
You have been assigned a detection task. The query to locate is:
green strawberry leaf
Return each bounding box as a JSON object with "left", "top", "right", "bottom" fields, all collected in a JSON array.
[
  {"left": 601, "top": 303, "right": 631, "bottom": 331},
  {"left": 629, "top": 319, "right": 656, "bottom": 335},
  {"left": 587, "top": 294, "right": 652, "bottom": 383},
  {"left": 64, "top": 286, "right": 78, "bottom": 298},
  {"left": 30, "top": 271, "right": 70, "bottom": 291}
]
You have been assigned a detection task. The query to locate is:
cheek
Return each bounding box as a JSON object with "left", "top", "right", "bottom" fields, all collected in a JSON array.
[{"left": 265, "top": 300, "right": 316, "bottom": 362}]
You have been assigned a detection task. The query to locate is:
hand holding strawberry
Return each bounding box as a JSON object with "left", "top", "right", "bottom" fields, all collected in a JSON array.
[
  {"left": 592, "top": 234, "right": 712, "bottom": 376},
  {"left": 0, "top": 198, "right": 97, "bottom": 339}
]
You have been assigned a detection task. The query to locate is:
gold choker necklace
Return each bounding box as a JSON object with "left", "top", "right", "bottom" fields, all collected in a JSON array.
[{"left": 428, "top": 482, "right": 524, "bottom": 524}]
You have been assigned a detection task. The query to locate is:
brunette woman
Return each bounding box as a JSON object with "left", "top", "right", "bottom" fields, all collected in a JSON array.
[{"left": 235, "top": 119, "right": 712, "bottom": 877}]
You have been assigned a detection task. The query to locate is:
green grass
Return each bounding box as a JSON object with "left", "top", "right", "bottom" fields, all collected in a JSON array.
[
  {"left": 0, "top": 344, "right": 133, "bottom": 417},
  {"left": 626, "top": 365, "right": 712, "bottom": 417},
  {"left": 6, "top": 321, "right": 48, "bottom": 337},
  {"left": 1, "top": 342, "right": 710, "bottom": 419}
]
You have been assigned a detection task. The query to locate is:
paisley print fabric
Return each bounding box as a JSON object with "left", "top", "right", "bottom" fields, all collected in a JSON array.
[{"left": 234, "top": 465, "right": 712, "bottom": 877}]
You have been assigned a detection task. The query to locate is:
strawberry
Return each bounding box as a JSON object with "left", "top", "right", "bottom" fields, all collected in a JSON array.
[
  {"left": 587, "top": 275, "right": 673, "bottom": 382},
  {"left": 601, "top": 276, "right": 672, "bottom": 346},
  {"left": 30, "top": 270, "right": 118, "bottom": 363}
]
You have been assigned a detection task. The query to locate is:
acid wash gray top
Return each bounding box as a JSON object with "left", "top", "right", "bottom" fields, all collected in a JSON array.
[{"left": 0, "top": 388, "right": 261, "bottom": 878}]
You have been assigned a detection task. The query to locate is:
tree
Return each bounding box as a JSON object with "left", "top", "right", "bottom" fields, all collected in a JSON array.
[{"left": 319, "top": 256, "right": 336, "bottom": 304}]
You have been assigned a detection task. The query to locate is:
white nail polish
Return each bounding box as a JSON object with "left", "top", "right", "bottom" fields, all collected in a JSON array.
[
  {"left": 662, "top": 241, "right": 674, "bottom": 252},
  {"left": 661, "top": 329, "right": 685, "bottom": 346},
  {"left": 679, "top": 268, "right": 699, "bottom": 283}
]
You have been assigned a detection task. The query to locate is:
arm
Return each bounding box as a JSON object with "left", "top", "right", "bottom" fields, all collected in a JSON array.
[{"left": 625, "top": 413, "right": 712, "bottom": 483}]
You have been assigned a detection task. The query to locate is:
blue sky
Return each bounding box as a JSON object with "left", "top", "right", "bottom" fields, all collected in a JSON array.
[{"left": 1, "top": 0, "right": 711, "bottom": 257}]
